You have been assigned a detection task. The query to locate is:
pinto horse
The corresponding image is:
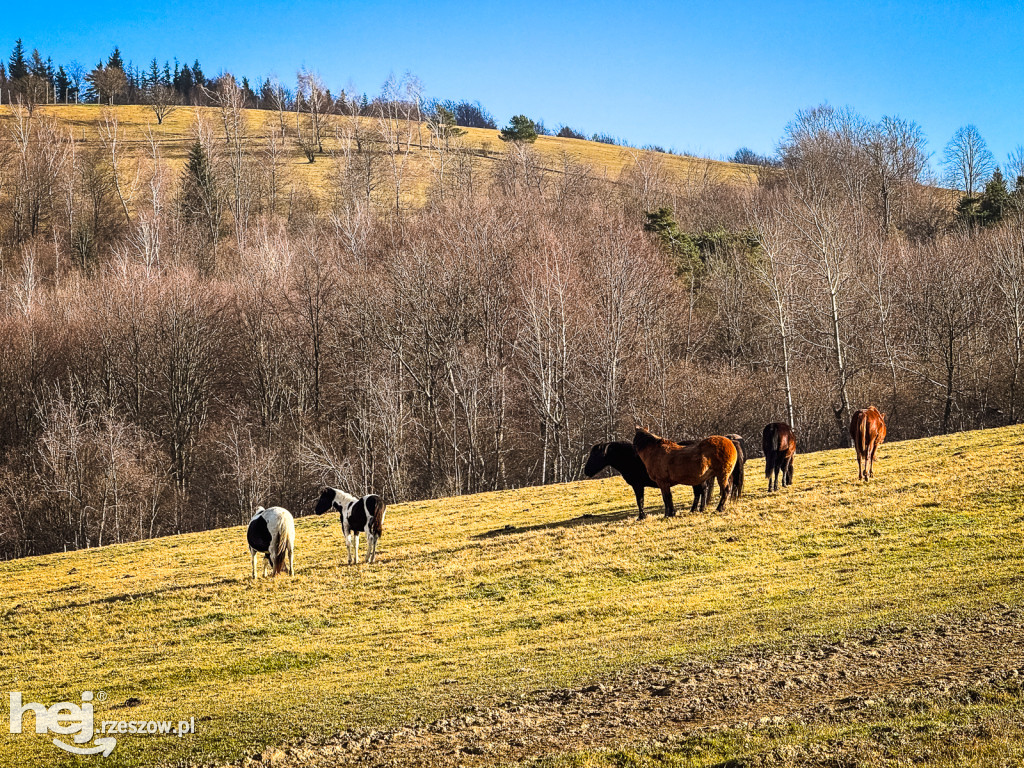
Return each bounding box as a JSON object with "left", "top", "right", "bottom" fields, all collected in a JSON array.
[
  {"left": 632, "top": 427, "right": 737, "bottom": 515},
  {"left": 247, "top": 506, "right": 295, "bottom": 580},
  {"left": 315, "top": 488, "right": 387, "bottom": 564},
  {"left": 584, "top": 441, "right": 714, "bottom": 520},
  {"left": 850, "top": 406, "right": 887, "bottom": 481},
  {"left": 762, "top": 422, "right": 797, "bottom": 492}
]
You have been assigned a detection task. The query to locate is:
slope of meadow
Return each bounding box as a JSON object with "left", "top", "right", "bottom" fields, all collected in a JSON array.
[
  {"left": 0, "top": 425, "right": 1022, "bottom": 766},
  {"left": 1, "top": 104, "right": 757, "bottom": 206}
]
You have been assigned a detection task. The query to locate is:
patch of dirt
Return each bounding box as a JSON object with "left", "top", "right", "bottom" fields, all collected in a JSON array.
[{"left": 227, "top": 604, "right": 1024, "bottom": 768}]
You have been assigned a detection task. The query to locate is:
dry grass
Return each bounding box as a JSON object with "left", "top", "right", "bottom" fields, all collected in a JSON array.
[
  {"left": 0, "top": 104, "right": 757, "bottom": 207},
  {"left": 0, "top": 425, "right": 1022, "bottom": 766}
]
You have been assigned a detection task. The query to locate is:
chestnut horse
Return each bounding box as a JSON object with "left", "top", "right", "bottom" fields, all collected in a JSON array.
[
  {"left": 762, "top": 422, "right": 797, "bottom": 492},
  {"left": 585, "top": 441, "right": 715, "bottom": 520},
  {"left": 850, "top": 406, "right": 886, "bottom": 481},
  {"left": 632, "top": 427, "right": 738, "bottom": 515}
]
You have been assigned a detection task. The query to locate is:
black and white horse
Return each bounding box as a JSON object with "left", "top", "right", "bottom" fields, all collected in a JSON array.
[
  {"left": 315, "top": 488, "right": 387, "bottom": 564},
  {"left": 247, "top": 506, "right": 295, "bottom": 579}
]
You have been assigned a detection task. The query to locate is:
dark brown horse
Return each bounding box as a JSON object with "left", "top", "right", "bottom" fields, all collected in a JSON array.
[
  {"left": 724, "top": 434, "right": 746, "bottom": 499},
  {"left": 584, "top": 441, "right": 714, "bottom": 520},
  {"left": 850, "top": 406, "right": 886, "bottom": 481},
  {"left": 632, "top": 427, "right": 738, "bottom": 515},
  {"left": 762, "top": 422, "right": 796, "bottom": 492}
]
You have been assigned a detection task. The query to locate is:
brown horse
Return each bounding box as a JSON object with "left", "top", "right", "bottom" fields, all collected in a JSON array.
[
  {"left": 632, "top": 427, "right": 738, "bottom": 515},
  {"left": 850, "top": 406, "right": 886, "bottom": 481},
  {"left": 762, "top": 422, "right": 797, "bottom": 492}
]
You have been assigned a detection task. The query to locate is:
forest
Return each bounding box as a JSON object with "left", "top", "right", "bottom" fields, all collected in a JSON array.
[{"left": 1, "top": 59, "right": 1023, "bottom": 559}]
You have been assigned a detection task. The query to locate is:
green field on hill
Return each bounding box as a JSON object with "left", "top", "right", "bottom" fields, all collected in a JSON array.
[{"left": 0, "top": 425, "right": 1022, "bottom": 767}]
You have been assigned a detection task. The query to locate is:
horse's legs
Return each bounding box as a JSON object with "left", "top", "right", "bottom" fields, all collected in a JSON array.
[
  {"left": 634, "top": 485, "right": 647, "bottom": 521},
  {"left": 689, "top": 486, "right": 701, "bottom": 514},
  {"left": 344, "top": 528, "right": 354, "bottom": 565},
  {"left": 868, "top": 439, "right": 878, "bottom": 479},
  {"left": 716, "top": 473, "right": 730, "bottom": 513},
  {"left": 251, "top": 550, "right": 258, "bottom": 580},
  {"left": 784, "top": 457, "right": 794, "bottom": 487},
  {"left": 354, "top": 533, "right": 361, "bottom": 564},
  {"left": 661, "top": 486, "right": 676, "bottom": 517},
  {"left": 769, "top": 462, "right": 778, "bottom": 492}
]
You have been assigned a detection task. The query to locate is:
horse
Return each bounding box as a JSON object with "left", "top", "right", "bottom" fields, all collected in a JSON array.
[
  {"left": 584, "top": 441, "right": 713, "bottom": 520},
  {"left": 724, "top": 434, "right": 746, "bottom": 499},
  {"left": 850, "top": 406, "right": 887, "bottom": 481},
  {"left": 315, "top": 488, "right": 387, "bottom": 564},
  {"left": 762, "top": 422, "right": 797, "bottom": 492},
  {"left": 247, "top": 506, "right": 295, "bottom": 580},
  {"left": 632, "top": 427, "right": 738, "bottom": 515}
]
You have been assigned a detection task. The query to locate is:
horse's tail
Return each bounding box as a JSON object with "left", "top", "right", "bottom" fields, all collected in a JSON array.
[
  {"left": 763, "top": 427, "right": 778, "bottom": 478},
  {"left": 270, "top": 510, "right": 294, "bottom": 576},
  {"left": 731, "top": 452, "right": 744, "bottom": 499},
  {"left": 859, "top": 411, "right": 868, "bottom": 453}
]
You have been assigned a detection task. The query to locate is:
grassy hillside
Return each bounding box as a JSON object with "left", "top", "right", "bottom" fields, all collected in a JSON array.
[
  {"left": 0, "top": 104, "right": 757, "bottom": 206},
  {"left": 0, "top": 425, "right": 1022, "bottom": 767}
]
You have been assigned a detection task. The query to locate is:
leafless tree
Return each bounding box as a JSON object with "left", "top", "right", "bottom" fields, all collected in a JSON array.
[
  {"left": 943, "top": 124, "right": 995, "bottom": 197},
  {"left": 145, "top": 84, "right": 179, "bottom": 125}
]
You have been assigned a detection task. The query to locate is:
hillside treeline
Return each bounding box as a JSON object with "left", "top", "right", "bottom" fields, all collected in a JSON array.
[{"left": 0, "top": 94, "right": 1022, "bottom": 559}]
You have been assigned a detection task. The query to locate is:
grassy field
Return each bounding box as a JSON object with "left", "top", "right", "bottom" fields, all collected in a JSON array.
[
  {"left": 0, "top": 424, "right": 1022, "bottom": 766},
  {"left": 0, "top": 103, "right": 756, "bottom": 206}
]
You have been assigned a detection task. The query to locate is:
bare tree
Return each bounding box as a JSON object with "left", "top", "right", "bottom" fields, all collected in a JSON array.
[
  {"left": 145, "top": 84, "right": 179, "bottom": 125},
  {"left": 865, "top": 116, "right": 929, "bottom": 235},
  {"left": 943, "top": 124, "right": 995, "bottom": 196}
]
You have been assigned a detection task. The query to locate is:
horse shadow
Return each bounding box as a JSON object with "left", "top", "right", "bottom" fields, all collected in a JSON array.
[
  {"left": 37, "top": 575, "right": 244, "bottom": 612},
  {"left": 471, "top": 503, "right": 642, "bottom": 540}
]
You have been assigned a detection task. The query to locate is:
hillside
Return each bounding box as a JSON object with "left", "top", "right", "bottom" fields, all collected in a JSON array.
[
  {"left": 1, "top": 425, "right": 1022, "bottom": 766},
  {"left": 0, "top": 104, "right": 758, "bottom": 206}
]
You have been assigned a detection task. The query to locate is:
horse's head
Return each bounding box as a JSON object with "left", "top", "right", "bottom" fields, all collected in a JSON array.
[
  {"left": 314, "top": 488, "right": 336, "bottom": 515},
  {"left": 583, "top": 443, "right": 610, "bottom": 477}
]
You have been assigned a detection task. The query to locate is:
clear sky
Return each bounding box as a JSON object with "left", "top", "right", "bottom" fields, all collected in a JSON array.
[{"left": 4, "top": 0, "right": 1023, "bottom": 168}]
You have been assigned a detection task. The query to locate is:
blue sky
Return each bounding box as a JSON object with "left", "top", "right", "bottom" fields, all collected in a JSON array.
[{"left": 4, "top": 1, "right": 1023, "bottom": 168}]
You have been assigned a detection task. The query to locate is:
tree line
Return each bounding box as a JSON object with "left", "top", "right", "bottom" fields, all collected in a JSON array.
[{"left": 1, "top": 75, "right": 1023, "bottom": 559}]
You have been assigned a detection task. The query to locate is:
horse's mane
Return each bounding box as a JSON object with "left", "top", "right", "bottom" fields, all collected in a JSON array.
[
  {"left": 632, "top": 427, "right": 664, "bottom": 451},
  {"left": 332, "top": 488, "right": 359, "bottom": 506}
]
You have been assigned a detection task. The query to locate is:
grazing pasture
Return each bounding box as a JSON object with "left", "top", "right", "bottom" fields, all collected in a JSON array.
[
  {"left": 0, "top": 425, "right": 1022, "bottom": 767},
  {"left": 0, "top": 103, "right": 757, "bottom": 209}
]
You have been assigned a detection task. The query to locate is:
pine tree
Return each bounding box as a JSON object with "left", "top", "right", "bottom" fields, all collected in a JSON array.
[
  {"left": 978, "top": 167, "right": 1010, "bottom": 225},
  {"left": 107, "top": 46, "right": 124, "bottom": 71},
  {"left": 8, "top": 39, "right": 28, "bottom": 80},
  {"left": 499, "top": 114, "right": 538, "bottom": 143},
  {"left": 191, "top": 60, "right": 204, "bottom": 87},
  {"left": 55, "top": 65, "right": 70, "bottom": 102},
  {"left": 147, "top": 58, "right": 161, "bottom": 88}
]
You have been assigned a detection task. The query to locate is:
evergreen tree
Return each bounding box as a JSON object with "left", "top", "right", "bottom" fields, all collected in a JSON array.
[
  {"left": 431, "top": 104, "right": 466, "bottom": 144},
  {"left": 178, "top": 65, "right": 194, "bottom": 99},
  {"left": 55, "top": 65, "right": 70, "bottom": 102},
  {"left": 161, "top": 61, "right": 172, "bottom": 87},
  {"left": 191, "top": 60, "right": 204, "bottom": 87},
  {"left": 147, "top": 58, "right": 161, "bottom": 88},
  {"left": 106, "top": 46, "right": 124, "bottom": 71},
  {"left": 499, "top": 114, "right": 538, "bottom": 143},
  {"left": 978, "top": 167, "right": 1011, "bottom": 225},
  {"left": 8, "top": 39, "right": 28, "bottom": 80}
]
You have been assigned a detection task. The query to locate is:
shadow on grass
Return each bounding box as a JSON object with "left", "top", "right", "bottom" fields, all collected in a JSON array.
[
  {"left": 471, "top": 503, "right": 656, "bottom": 540},
  {"left": 40, "top": 576, "right": 239, "bottom": 611}
]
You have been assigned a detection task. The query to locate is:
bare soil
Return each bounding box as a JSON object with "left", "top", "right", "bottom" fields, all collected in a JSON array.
[{"left": 234, "top": 603, "right": 1024, "bottom": 767}]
